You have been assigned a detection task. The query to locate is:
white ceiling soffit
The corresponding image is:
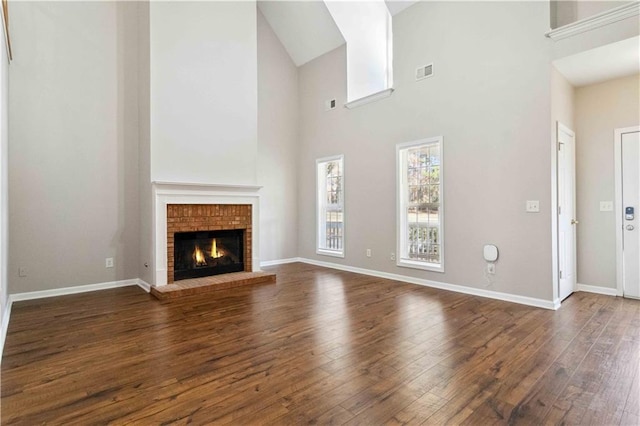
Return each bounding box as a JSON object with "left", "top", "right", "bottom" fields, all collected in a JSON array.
[
  {"left": 258, "top": 0, "right": 420, "bottom": 67},
  {"left": 385, "top": 0, "right": 420, "bottom": 16},
  {"left": 258, "top": 1, "right": 345, "bottom": 67},
  {"left": 553, "top": 36, "right": 640, "bottom": 87}
]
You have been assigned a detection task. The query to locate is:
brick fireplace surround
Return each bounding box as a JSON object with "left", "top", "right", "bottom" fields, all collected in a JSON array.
[
  {"left": 166, "top": 204, "right": 252, "bottom": 284},
  {"left": 153, "top": 182, "right": 262, "bottom": 287}
]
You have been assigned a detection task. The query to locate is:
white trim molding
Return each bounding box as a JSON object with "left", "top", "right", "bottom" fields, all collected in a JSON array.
[
  {"left": 152, "top": 182, "right": 262, "bottom": 286},
  {"left": 10, "top": 279, "right": 145, "bottom": 302},
  {"left": 577, "top": 283, "right": 618, "bottom": 296},
  {"left": 260, "top": 258, "right": 302, "bottom": 268},
  {"left": 298, "top": 257, "right": 559, "bottom": 310},
  {"left": 344, "top": 88, "right": 394, "bottom": 109},
  {"left": 137, "top": 279, "right": 151, "bottom": 293},
  {"left": 546, "top": 2, "right": 640, "bottom": 41}
]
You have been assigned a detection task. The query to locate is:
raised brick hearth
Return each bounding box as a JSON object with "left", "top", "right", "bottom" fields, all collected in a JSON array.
[{"left": 167, "top": 204, "right": 252, "bottom": 284}]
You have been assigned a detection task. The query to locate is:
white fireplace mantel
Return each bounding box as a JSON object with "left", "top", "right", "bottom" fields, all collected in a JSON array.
[{"left": 152, "top": 182, "right": 262, "bottom": 286}]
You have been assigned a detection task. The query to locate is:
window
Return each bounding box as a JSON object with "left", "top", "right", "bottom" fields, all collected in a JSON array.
[
  {"left": 317, "top": 155, "right": 344, "bottom": 257},
  {"left": 397, "top": 137, "right": 443, "bottom": 272}
]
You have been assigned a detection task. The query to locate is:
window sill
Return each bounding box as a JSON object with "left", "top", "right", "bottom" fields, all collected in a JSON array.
[
  {"left": 344, "top": 88, "right": 394, "bottom": 110},
  {"left": 317, "top": 249, "right": 345, "bottom": 259},
  {"left": 397, "top": 258, "right": 444, "bottom": 273}
]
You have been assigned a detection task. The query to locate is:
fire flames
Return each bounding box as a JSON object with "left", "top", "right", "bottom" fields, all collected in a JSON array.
[
  {"left": 193, "top": 245, "right": 207, "bottom": 266},
  {"left": 193, "top": 239, "right": 225, "bottom": 267},
  {"left": 211, "top": 238, "right": 224, "bottom": 258}
]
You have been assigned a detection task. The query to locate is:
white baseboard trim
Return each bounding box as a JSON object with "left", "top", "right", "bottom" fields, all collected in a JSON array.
[
  {"left": 577, "top": 283, "right": 618, "bottom": 296},
  {"left": 260, "top": 257, "right": 302, "bottom": 267},
  {"left": 298, "top": 257, "right": 559, "bottom": 310},
  {"left": 136, "top": 279, "right": 151, "bottom": 293},
  {"left": 10, "top": 278, "right": 143, "bottom": 302}
]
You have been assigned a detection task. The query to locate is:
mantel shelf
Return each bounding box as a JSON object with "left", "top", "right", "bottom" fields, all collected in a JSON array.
[{"left": 152, "top": 181, "right": 262, "bottom": 192}]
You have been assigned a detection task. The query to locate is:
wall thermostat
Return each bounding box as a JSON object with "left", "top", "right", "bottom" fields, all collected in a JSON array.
[{"left": 483, "top": 244, "right": 499, "bottom": 262}]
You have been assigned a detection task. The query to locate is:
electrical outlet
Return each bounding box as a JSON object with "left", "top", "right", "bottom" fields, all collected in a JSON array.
[
  {"left": 390, "top": 252, "right": 396, "bottom": 261},
  {"left": 526, "top": 200, "right": 540, "bottom": 213},
  {"left": 487, "top": 263, "right": 495, "bottom": 274},
  {"left": 18, "top": 267, "right": 27, "bottom": 277},
  {"left": 105, "top": 258, "right": 114, "bottom": 268},
  {"left": 366, "top": 249, "right": 371, "bottom": 258}
]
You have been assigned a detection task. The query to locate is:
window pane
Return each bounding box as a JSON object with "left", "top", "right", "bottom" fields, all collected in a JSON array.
[
  {"left": 398, "top": 139, "right": 442, "bottom": 268},
  {"left": 430, "top": 184, "right": 440, "bottom": 203},
  {"left": 318, "top": 157, "right": 344, "bottom": 254}
]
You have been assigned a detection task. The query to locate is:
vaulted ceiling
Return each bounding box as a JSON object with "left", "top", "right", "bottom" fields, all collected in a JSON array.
[{"left": 257, "top": 0, "right": 419, "bottom": 66}]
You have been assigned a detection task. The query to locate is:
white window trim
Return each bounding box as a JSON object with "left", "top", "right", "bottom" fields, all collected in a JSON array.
[
  {"left": 344, "top": 88, "right": 394, "bottom": 110},
  {"left": 396, "top": 136, "right": 444, "bottom": 273},
  {"left": 316, "top": 154, "right": 345, "bottom": 258}
]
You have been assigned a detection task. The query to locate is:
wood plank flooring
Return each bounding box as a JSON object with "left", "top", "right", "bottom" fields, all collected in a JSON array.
[{"left": 1, "top": 262, "right": 638, "bottom": 425}]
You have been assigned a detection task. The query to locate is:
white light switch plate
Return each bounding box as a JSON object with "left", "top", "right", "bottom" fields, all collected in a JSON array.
[
  {"left": 600, "top": 201, "right": 613, "bottom": 212},
  {"left": 526, "top": 200, "right": 540, "bottom": 213}
]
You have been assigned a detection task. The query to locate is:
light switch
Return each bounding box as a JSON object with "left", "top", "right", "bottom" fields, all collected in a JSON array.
[
  {"left": 526, "top": 200, "right": 540, "bottom": 213},
  {"left": 600, "top": 201, "right": 613, "bottom": 212}
]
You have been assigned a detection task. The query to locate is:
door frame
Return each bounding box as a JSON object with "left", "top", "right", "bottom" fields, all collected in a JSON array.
[{"left": 615, "top": 126, "right": 640, "bottom": 296}]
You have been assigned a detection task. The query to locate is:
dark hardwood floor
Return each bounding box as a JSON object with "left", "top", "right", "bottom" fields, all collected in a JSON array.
[{"left": 1, "top": 263, "right": 638, "bottom": 425}]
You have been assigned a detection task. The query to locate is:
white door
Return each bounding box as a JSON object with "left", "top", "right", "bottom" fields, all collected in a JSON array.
[
  {"left": 558, "top": 123, "right": 577, "bottom": 301},
  {"left": 621, "top": 130, "right": 640, "bottom": 298}
]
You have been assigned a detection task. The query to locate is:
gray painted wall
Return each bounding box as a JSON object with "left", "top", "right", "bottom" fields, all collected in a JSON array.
[
  {"left": 257, "top": 10, "right": 299, "bottom": 262},
  {"left": 551, "top": 67, "right": 575, "bottom": 132},
  {"left": 1, "top": 15, "right": 8, "bottom": 324},
  {"left": 138, "top": 1, "right": 153, "bottom": 285},
  {"left": 575, "top": 74, "right": 640, "bottom": 288},
  {"left": 7, "top": 2, "right": 298, "bottom": 292},
  {"left": 297, "top": 1, "right": 555, "bottom": 301},
  {"left": 9, "top": 2, "right": 140, "bottom": 292},
  {"left": 5, "top": 0, "right": 637, "bottom": 302}
]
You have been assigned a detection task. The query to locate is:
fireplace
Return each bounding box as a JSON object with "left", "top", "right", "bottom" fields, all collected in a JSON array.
[
  {"left": 174, "top": 229, "right": 244, "bottom": 281},
  {"left": 166, "top": 203, "right": 252, "bottom": 284}
]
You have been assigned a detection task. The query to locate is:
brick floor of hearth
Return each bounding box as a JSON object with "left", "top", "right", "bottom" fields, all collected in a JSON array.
[{"left": 150, "top": 271, "right": 276, "bottom": 300}]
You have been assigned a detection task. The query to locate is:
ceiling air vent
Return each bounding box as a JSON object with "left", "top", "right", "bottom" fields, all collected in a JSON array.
[{"left": 416, "top": 63, "right": 434, "bottom": 81}]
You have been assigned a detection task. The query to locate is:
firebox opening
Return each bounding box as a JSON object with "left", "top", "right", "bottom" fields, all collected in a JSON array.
[{"left": 174, "top": 229, "right": 244, "bottom": 281}]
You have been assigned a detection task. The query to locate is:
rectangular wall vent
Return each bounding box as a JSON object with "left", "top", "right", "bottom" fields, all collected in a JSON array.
[
  {"left": 325, "top": 99, "right": 337, "bottom": 111},
  {"left": 416, "top": 63, "right": 434, "bottom": 81}
]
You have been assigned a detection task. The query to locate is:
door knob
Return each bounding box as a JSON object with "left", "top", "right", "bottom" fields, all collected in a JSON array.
[
  {"left": 627, "top": 225, "right": 635, "bottom": 231},
  {"left": 571, "top": 219, "right": 579, "bottom": 225}
]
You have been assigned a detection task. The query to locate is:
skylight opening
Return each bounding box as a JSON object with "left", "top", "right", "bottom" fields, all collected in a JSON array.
[{"left": 324, "top": 0, "right": 393, "bottom": 103}]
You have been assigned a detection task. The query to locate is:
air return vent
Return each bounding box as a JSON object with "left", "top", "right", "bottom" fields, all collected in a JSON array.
[{"left": 416, "top": 63, "right": 434, "bottom": 81}]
